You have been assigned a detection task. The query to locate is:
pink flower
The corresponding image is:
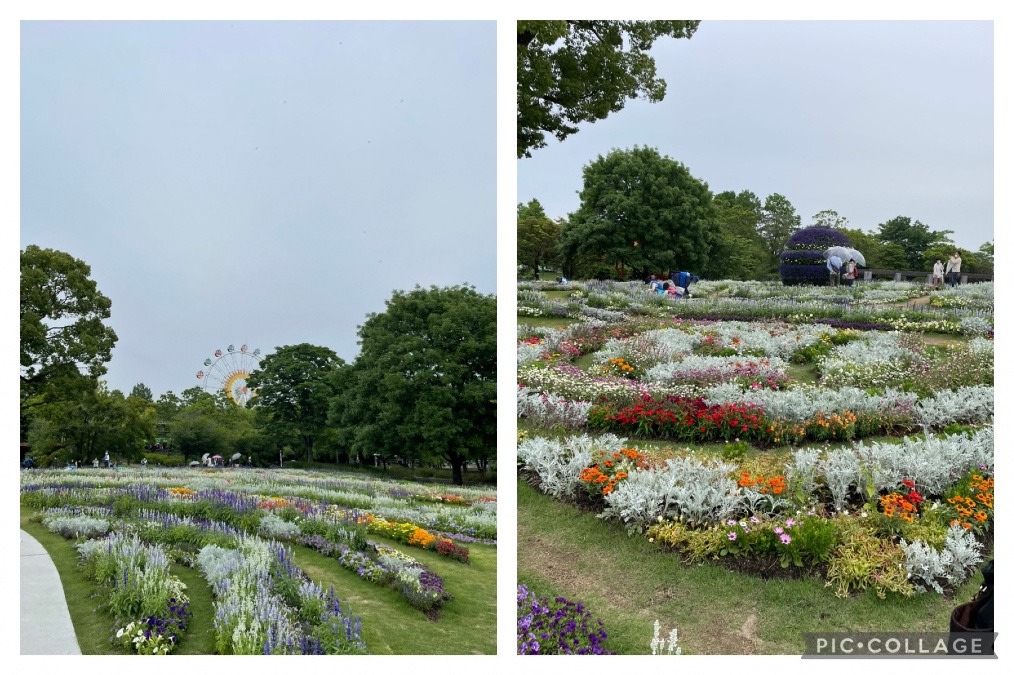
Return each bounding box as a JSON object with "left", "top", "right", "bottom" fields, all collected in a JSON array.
[
  {"left": 727, "top": 532, "right": 737, "bottom": 541},
  {"left": 785, "top": 518, "right": 796, "bottom": 527},
  {"left": 774, "top": 526, "right": 784, "bottom": 534},
  {"left": 780, "top": 534, "right": 791, "bottom": 545}
]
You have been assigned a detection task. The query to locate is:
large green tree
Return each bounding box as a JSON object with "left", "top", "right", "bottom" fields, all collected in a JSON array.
[
  {"left": 246, "top": 343, "right": 344, "bottom": 464},
  {"left": 709, "top": 190, "right": 768, "bottom": 280},
  {"left": 20, "top": 245, "right": 118, "bottom": 413},
  {"left": 517, "top": 20, "right": 700, "bottom": 157},
  {"left": 26, "top": 383, "right": 154, "bottom": 465},
  {"left": 874, "top": 216, "right": 953, "bottom": 270},
  {"left": 811, "top": 209, "right": 850, "bottom": 230},
  {"left": 758, "top": 193, "right": 802, "bottom": 258},
  {"left": 564, "top": 146, "right": 717, "bottom": 279},
  {"left": 332, "top": 286, "right": 496, "bottom": 485},
  {"left": 517, "top": 199, "right": 562, "bottom": 279}
]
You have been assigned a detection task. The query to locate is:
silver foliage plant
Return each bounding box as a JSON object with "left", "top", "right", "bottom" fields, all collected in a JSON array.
[
  {"left": 901, "top": 525, "right": 984, "bottom": 594},
  {"left": 853, "top": 427, "right": 994, "bottom": 496},
  {"left": 787, "top": 448, "right": 821, "bottom": 497},
  {"left": 600, "top": 456, "right": 741, "bottom": 532},
  {"left": 913, "top": 385, "right": 993, "bottom": 428},
  {"left": 813, "top": 426, "right": 993, "bottom": 512},
  {"left": 258, "top": 512, "right": 301, "bottom": 541},
  {"left": 517, "top": 387, "right": 592, "bottom": 429},
  {"left": 517, "top": 340, "right": 545, "bottom": 366},
  {"left": 44, "top": 512, "right": 111, "bottom": 539},
  {"left": 517, "top": 433, "right": 627, "bottom": 499}
]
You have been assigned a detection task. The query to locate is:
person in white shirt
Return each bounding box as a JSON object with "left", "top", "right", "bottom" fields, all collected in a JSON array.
[
  {"left": 932, "top": 259, "right": 944, "bottom": 290},
  {"left": 945, "top": 252, "right": 962, "bottom": 288}
]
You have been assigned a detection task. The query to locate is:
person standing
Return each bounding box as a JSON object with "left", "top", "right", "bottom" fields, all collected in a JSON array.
[
  {"left": 945, "top": 252, "right": 962, "bottom": 288},
  {"left": 827, "top": 255, "right": 843, "bottom": 287},
  {"left": 103, "top": 451, "right": 110, "bottom": 468},
  {"left": 843, "top": 258, "right": 858, "bottom": 286},
  {"left": 932, "top": 259, "right": 944, "bottom": 290}
]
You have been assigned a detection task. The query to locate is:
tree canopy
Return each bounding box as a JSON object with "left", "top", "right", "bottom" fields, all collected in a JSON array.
[
  {"left": 757, "top": 194, "right": 802, "bottom": 258},
  {"left": 517, "top": 199, "right": 562, "bottom": 279},
  {"left": 563, "top": 146, "right": 717, "bottom": 279},
  {"left": 332, "top": 286, "right": 496, "bottom": 485},
  {"left": 517, "top": 20, "right": 700, "bottom": 157},
  {"left": 709, "top": 190, "right": 769, "bottom": 280},
  {"left": 874, "top": 216, "right": 954, "bottom": 270},
  {"left": 21, "top": 245, "right": 118, "bottom": 406},
  {"left": 247, "top": 343, "right": 345, "bottom": 464}
]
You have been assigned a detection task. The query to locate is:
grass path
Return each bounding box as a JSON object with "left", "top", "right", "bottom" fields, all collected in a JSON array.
[{"left": 517, "top": 480, "right": 983, "bottom": 655}]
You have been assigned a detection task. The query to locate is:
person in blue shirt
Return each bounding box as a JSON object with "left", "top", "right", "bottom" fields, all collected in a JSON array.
[
  {"left": 826, "top": 255, "right": 843, "bottom": 287},
  {"left": 669, "top": 271, "right": 700, "bottom": 297}
]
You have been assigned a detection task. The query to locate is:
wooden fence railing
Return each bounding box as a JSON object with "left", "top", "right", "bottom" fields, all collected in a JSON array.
[{"left": 861, "top": 269, "right": 993, "bottom": 284}]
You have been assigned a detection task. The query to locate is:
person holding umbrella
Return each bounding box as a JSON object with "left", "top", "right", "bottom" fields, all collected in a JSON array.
[{"left": 826, "top": 254, "right": 843, "bottom": 287}]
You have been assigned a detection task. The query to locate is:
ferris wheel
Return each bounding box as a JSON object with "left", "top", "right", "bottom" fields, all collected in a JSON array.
[{"left": 196, "top": 344, "right": 261, "bottom": 406}]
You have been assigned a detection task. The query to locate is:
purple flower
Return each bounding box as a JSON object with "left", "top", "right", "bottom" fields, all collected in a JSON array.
[
  {"left": 727, "top": 531, "right": 737, "bottom": 541},
  {"left": 780, "top": 534, "right": 791, "bottom": 545}
]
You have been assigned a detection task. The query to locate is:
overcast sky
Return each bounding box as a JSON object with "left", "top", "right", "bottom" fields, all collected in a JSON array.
[
  {"left": 518, "top": 20, "right": 994, "bottom": 253},
  {"left": 21, "top": 20, "right": 496, "bottom": 399}
]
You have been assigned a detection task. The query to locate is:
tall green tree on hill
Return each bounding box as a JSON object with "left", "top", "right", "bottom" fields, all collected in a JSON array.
[
  {"left": 247, "top": 343, "right": 344, "bottom": 464},
  {"left": 517, "top": 199, "right": 562, "bottom": 279},
  {"left": 563, "top": 146, "right": 717, "bottom": 279},
  {"left": 517, "top": 20, "right": 700, "bottom": 157},
  {"left": 332, "top": 286, "right": 496, "bottom": 485}
]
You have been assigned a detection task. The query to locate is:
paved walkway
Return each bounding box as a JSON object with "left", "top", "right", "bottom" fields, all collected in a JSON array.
[{"left": 20, "top": 529, "right": 82, "bottom": 655}]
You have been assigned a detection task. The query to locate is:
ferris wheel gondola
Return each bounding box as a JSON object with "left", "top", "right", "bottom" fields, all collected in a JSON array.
[{"left": 196, "top": 343, "right": 261, "bottom": 406}]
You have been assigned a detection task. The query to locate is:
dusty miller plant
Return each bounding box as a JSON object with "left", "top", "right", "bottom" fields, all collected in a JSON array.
[
  {"left": 901, "top": 525, "right": 984, "bottom": 594},
  {"left": 601, "top": 456, "right": 739, "bottom": 532},
  {"left": 517, "top": 433, "right": 626, "bottom": 499}
]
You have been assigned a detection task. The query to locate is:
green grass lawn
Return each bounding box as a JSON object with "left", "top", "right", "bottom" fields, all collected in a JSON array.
[
  {"left": 517, "top": 480, "right": 984, "bottom": 655},
  {"left": 21, "top": 506, "right": 495, "bottom": 655}
]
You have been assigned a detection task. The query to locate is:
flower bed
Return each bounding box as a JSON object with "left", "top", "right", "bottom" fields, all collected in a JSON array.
[{"left": 519, "top": 282, "right": 993, "bottom": 602}]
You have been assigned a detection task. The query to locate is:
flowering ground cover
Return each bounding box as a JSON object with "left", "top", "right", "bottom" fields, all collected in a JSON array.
[
  {"left": 517, "top": 279, "right": 993, "bottom": 654},
  {"left": 21, "top": 466, "right": 496, "bottom": 655}
]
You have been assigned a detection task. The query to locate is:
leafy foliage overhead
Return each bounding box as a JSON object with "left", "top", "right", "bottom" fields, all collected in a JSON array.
[
  {"left": 20, "top": 245, "right": 118, "bottom": 394},
  {"left": 517, "top": 20, "right": 700, "bottom": 157}
]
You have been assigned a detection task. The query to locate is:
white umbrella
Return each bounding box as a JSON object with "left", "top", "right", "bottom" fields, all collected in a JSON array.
[
  {"left": 845, "top": 248, "right": 866, "bottom": 267},
  {"left": 231, "top": 453, "right": 242, "bottom": 461},
  {"left": 201, "top": 453, "right": 210, "bottom": 462},
  {"left": 189, "top": 461, "right": 200, "bottom": 467},
  {"left": 823, "top": 246, "right": 851, "bottom": 261}
]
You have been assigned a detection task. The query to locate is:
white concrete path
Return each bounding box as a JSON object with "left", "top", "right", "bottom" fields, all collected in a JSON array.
[{"left": 20, "top": 529, "right": 82, "bottom": 655}]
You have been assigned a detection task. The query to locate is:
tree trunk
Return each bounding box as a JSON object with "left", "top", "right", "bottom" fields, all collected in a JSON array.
[{"left": 446, "top": 451, "right": 466, "bottom": 486}]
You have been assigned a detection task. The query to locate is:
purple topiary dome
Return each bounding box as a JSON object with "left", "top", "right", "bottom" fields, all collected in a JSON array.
[{"left": 779, "top": 226, "right": 853, "bottom": 286}]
